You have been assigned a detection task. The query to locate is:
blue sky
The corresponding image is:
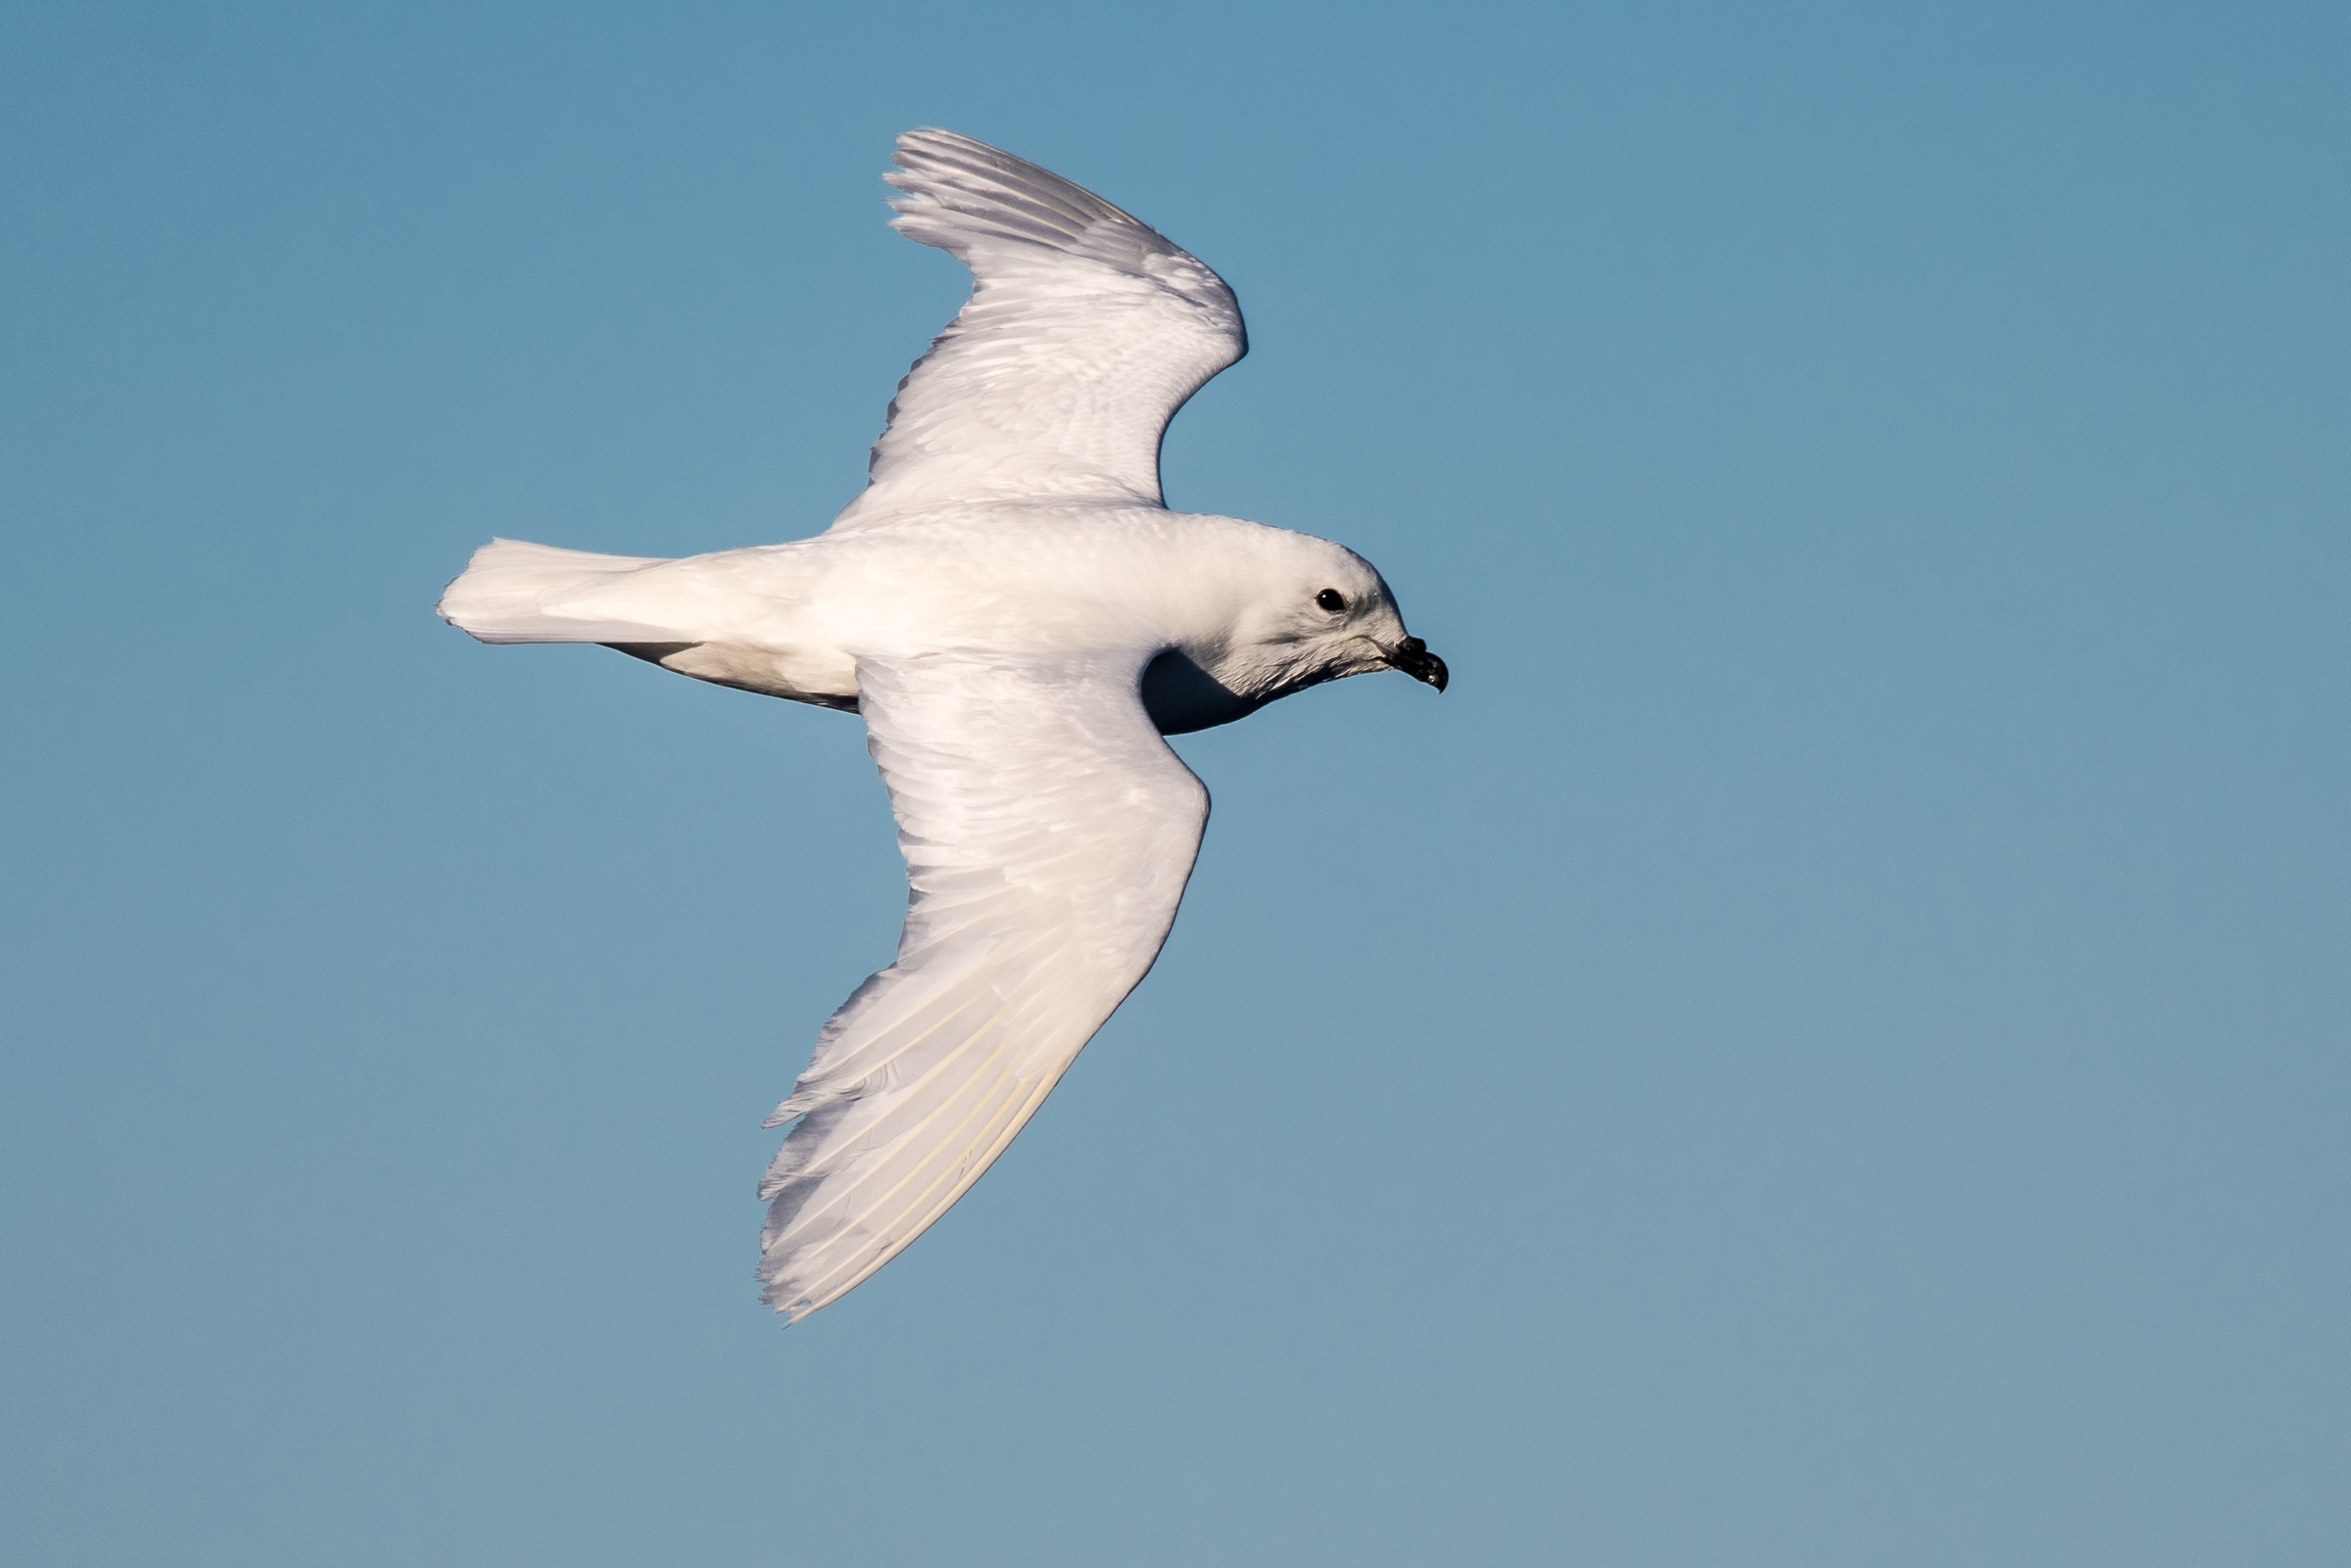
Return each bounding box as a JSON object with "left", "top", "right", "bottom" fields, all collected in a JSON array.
[{"left": 3, "top": 2, "right": 2345, "bottom": 1564}]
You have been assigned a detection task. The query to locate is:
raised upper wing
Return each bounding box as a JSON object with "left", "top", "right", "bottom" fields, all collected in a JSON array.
[
  {"left": 827, "top": 127, "right": 1248, "bottom": 530},
  {"left": 756, "top": 650, "right": 1209, "bottom": 1321}
]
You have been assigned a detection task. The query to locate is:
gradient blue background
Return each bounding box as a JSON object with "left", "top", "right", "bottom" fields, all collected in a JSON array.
[{"left": 4, "top": 3, "right": 2345, "bottom": 1563}]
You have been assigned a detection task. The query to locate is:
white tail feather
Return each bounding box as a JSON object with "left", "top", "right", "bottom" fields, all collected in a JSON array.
[{"left": 436, "top": 538, "right": 679, "bottom": 644}]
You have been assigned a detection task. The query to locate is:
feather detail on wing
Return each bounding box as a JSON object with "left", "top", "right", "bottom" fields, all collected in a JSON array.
[
  {"left": 756, "top": 651, "right": 1210, "bottom": 1321},
  {"left": 828, "top": 127, "right": 1248, "bottom": 530}
]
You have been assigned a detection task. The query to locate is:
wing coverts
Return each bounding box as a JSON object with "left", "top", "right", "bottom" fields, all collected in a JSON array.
[
  {"left": 756, "top": 653, "right": 1209, "bottom": 1321},
  {"left": 830, "top": 127, "right": 1248, "bottom": 529}
]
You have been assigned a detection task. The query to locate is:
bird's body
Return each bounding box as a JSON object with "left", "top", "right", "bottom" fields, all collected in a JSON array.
[
  {"left": 439, "top": 129, "right": 1442, "bottom": 1321},
  {"left": 447, "top": 505, "right": 1410, "bottom": 728}
]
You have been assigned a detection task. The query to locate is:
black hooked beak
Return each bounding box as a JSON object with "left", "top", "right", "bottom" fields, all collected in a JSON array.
[{"left": 1386, "top": 636, "right": 1449, "bottom": 692}]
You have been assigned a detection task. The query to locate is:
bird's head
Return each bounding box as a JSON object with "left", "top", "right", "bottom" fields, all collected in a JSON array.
[
  {"left": 1144, "top": 524, "right": 1445, "bottom": 734},
  {"left": 1232, "top": 532, "right": 1447, "bottom": 695}
]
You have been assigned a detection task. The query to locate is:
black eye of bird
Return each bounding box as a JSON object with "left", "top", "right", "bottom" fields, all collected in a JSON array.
[{"left": 1316, "top": 589, "right": 1347, "bottom": 613}]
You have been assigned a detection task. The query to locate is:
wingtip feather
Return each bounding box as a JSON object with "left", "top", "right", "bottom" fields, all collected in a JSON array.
[{"left": 881, "top": 126, "right": 1142, "bottom": 259}]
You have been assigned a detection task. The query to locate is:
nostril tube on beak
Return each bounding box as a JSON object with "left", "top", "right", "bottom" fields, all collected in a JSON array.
[{"left": 1387, "top": 636, "right": 1449, "bottom": 692}]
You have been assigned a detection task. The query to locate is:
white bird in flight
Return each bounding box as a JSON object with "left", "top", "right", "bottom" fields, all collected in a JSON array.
[{"left": 438, "top": 128, "right": 1447, "bottom": 1323}]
